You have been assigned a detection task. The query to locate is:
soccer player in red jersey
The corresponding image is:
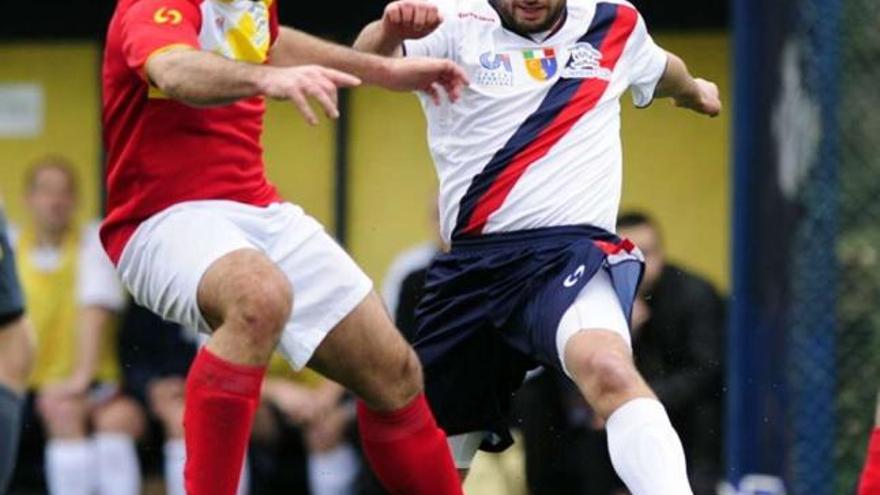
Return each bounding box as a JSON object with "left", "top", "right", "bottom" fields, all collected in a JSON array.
[
  {"left": 101, "top": 1, "right": 469, "bottom": 494},
  {"left": 860, "top": 392, "right": 880, "bottom": 495}
]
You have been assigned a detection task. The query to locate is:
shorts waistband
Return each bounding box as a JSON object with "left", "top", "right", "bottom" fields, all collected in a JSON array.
[{"left": 450, "top": 225, "right": 617, "bottom": 251}]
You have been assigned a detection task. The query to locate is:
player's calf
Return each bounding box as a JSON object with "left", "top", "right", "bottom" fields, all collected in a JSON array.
[
  {"left": 307, "top": 293, "right": 462, "bottom": 495},
  {"left": 184, "top": 249, "right": 291, "bottom": 495},
  {"left": 564, "top": 329, "right": 693, "bottom": 495}
]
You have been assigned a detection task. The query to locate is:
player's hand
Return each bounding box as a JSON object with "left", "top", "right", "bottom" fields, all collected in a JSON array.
[
  {"left": 675, "top": 78, "right": 721, "bottom": 117},
  {"left": 258, "top": 65, "right": 362, "bottom": 126},
  {"left": 381, "top": 57, "right": 470, "bottom": 104},
  {"left": 382, "top": 0, "right": 444, "bottom": 41}
]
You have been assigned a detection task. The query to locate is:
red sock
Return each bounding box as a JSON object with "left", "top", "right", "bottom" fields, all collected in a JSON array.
[
  {"left": 357, "top": 394, "right": 462, "bottom": 495},
  {"left": 860, "top": 429, "right": 880, "bottom": 495},
  {"left": 183, "top": 349, "right": 265, "bottom": 495}
]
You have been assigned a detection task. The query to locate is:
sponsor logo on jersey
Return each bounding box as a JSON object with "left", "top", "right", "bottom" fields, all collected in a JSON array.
[
  {"left": 477, "top": 51, "right": 514, "bottom": 87},
  {"left": 561, "top": 42, "right": 612, "bottom": 80},
  {"left": 154, "top": 7, "right": 183, "bottom": 25},
  {"left": 523, "top": 48, "right": 558, "bottom": 81}
]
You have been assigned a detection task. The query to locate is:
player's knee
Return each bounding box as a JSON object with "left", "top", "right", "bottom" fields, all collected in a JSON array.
[
  {"left": 228, "top": 267, "right": 292, "bottom": 344},
  {"left": 94, "top": 398, "right": 146, "bottom": 438},
  {"left": 579, "top": 349, "right": 640, "bottom": 398}
]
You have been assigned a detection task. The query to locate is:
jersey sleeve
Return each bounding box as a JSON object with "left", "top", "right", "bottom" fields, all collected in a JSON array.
[
  {"left": 120, "top": 0, "right": 202, "bottom": 79},
  {"left": 622, "top": 13, "right": 668, "bottom": 108},
  {"left": 402, "top": 0, "right": 457, "bottom": 59},
  {"left": 77, "top": 223, "right": 127, "bottom": 312}
]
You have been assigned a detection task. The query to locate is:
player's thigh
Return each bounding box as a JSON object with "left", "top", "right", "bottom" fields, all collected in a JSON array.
[
  {"left": 306, "top": 291, "right": 421, "bottom": 411},
  {"left": 117, "top": 202, "right": 262, "bottom": 334},
  {"left": 261, "top": 205, "right": 375, "bottom": 375},
  {"left": 557, "top": 271, "right": 649, "bottom": 406}
]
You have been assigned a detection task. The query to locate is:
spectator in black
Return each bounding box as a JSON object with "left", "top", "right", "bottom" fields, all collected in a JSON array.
[
  {"left": 517, "top": 211, "right": 726, "bottom": 495},
  {"left": 619, "top": 211, "right": 725, "bottom": 494}
]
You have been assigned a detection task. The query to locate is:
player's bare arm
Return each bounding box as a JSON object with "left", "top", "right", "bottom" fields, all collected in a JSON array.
[
  {"left": 654, "top": 51, "right": 722, "bottom": 117},
  {"left": 270, "top": 24, "right": 466, "bottom": 104},
  {"left": 354, "top": 0, "right": 443, "bottom": 57},
  {"left": 146, "top": 48, "right": 361, "bottom": 125}
]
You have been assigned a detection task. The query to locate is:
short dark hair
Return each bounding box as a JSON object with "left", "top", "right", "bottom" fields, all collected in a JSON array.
[
  {"left": 25, "top": 156, "right": 78, "bottom": 196},
  {"left": 617, "top": 211, "right": 656, "bottom": 230}
]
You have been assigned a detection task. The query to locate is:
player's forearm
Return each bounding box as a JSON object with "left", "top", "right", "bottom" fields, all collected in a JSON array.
[
  {"left": 147, "top": 49, "right": 270, "bottom": 107},
  {"left": 270, "top": 27, "right": 393, "bottom": 85},
  {"left": 654, "top": 52, "right": 700, "bottom": 106},
  {"left": 353, "top": 21, "right": 404, "bottom": 57}
]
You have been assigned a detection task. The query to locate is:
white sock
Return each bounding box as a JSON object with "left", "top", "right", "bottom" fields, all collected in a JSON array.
[
  {"left": 605, "top": 398, "right": 694, "bottom": 495},
  {"left": 165, "top": 439, "right": 249, "bottom": 495},
  {"left": 46, "top": 439, "right": 97, "bottom": 495},
  {"left": 164, "top": 439, "right": 187, "bottom": 495},
  {"left": 308, "top": 443, "right": 359, "bottom": 495},
  {"left": 94, "top": 433, "right": 141, "bottom": 495}
]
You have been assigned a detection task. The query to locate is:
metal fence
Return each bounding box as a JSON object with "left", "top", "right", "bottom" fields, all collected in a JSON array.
[{"left": 729, "top": 0, "right": 879, "bottom": 493}]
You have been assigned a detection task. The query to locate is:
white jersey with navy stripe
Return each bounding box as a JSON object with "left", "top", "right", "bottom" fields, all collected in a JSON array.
[{"left": 404, "top": 0, "right": 667, "bottom": 242}]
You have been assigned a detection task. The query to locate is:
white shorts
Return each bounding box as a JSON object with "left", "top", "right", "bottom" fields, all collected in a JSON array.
[
  {"left": 117, "top": 200, "right": 373, "bottom": 370},
  {"left": 449, "top": 269, "right": 631, "bottom": 468}
]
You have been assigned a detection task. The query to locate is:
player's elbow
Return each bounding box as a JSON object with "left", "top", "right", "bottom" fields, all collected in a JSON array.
[
  {"left": 146, "top": 53, "right": 188, "bottom": 98},
  {"left": 145, "top": 51, "right": 214, "bottom": 107}
]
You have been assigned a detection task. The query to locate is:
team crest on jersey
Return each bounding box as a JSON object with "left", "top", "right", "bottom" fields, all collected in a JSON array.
[
  {"left": 477, "top": 51, "right": 514, "bottom": 87},
  {"left": 523, "top": 48, "right": 558, "bottom": 81},
  {"left": 561, "top": 42, "right": 612, "bottom": 80}
]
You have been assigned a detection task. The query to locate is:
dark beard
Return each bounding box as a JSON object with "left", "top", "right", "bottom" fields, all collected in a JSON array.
[{"left": 490, "top": 0, "right": 567, "bottom": 34}]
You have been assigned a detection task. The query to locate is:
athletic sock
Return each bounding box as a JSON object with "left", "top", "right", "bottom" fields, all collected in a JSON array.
[
  {"left": 0, "top": 385, "right": 23, "bottom": 494},
  {"left": 308, "top": 443, "right": 359, "bottom": 495},
  {"left": 165, "top": 438, "right": 251, "bottom": 495},
  {"left": 46, "top": 439, "right": 97, "bottom": 495},
  {"left": 605, "top": 398, "right": 694, "bottom": 495},
  {"left": 94, "top": 432, "right": 142, "bottom": 495},
  {"left": 357, "top": 394, "right": 462, "bottom": 495},
  {"left": 859, "top": 428, "right": 880, "bottom": 495},
  {"left": 183, "top": 349, "right": 265, "bottom": 495},
  {"left": 164, "top": 439, "right": 187, "bottom": 495}
]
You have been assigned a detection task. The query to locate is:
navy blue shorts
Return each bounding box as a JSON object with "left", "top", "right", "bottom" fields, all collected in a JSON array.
[
  {"left": 0, "top": 211, "right": 24, "bottom": 327},
  {"left": 413, "top": 226, "right": 643, "bottom": 452}
]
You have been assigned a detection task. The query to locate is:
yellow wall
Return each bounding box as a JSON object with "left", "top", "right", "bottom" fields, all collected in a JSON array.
[
  {"left": 0, "top": 43, "right": 101, "bottom": 226},
  {"left": 263, "top": 101, "right": 336, "bottom": 227},
  {"left": 350, "top": 32, "right": 732, "bottom": 292},
  {"left": 620, "top": 32, "right": 731, "bottom": 290}
]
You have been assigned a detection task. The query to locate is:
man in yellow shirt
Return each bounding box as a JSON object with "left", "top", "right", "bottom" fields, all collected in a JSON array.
[
  {"left": 0, "top": 196, "right": 35, "bottom": 494},
  {"left": 15, "top": 158, "right": 145, "bottom": 495}
]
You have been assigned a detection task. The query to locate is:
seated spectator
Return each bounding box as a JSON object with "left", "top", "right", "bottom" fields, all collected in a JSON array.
[
  {"left": 518, "top": 211, "right": 726, "bottom": 495},
  {"left": 11, "top": 157, "right": 145, "bottom": 494},
  {"left": 253, "top": 355, "right": 359, "bottom": 495}
]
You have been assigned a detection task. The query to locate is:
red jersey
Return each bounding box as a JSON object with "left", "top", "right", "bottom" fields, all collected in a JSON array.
[{"left": 101, "top": 0, "right": 282, "bottom": 264}]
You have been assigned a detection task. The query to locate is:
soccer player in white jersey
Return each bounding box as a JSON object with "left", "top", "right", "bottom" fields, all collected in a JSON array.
[{"left": 356, "top": 1, "right": 720, "bottom": 493}]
